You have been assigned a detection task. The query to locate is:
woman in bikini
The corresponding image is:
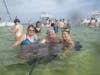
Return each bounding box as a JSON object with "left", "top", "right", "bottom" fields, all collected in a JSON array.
[{"left": 13, "top": 25, "right": 38, "bottom": 59}]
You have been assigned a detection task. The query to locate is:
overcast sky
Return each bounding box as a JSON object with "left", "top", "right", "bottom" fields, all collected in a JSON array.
[{"left": 0, "top": 0, "right": 100, "bottom": 23}]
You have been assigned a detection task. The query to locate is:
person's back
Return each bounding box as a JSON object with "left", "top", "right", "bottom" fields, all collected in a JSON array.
[
  {"left": 59, "top": 20, "right": 65, "bottom": 28},
  {"left": 53, "top": 25, "right": 59, "bottom": 33},
  {"left": 8, "top": 19, "right": 23, "bottom": 39},
  {"left": 15, "top": 23, "right": 23, "bottom": 38}
]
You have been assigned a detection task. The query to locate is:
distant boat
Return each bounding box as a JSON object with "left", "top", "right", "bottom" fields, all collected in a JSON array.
[
  {"left": 40, "top": 12, "right": 54, "bottom": 25},
  {"left": 0, "top": 22, "right": 14, "bottom": 27}
]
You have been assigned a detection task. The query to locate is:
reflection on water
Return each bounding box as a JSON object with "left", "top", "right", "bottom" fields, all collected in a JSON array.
[{"left": 0, "top": 26, "right": 100, "bottom": 75}]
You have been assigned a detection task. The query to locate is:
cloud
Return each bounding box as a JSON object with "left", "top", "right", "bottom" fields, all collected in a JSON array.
[{"left": 0, "top": 0, "right": 100, "bottom": 22}]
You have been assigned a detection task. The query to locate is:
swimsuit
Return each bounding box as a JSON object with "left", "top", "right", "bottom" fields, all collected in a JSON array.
[{"left": 21, "top": 37, "right": 38, "bottom": 45}]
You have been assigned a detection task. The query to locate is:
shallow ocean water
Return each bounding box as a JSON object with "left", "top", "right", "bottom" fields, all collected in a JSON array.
[{"left": 0, "top": 25, "right": 100, "bottom": 75}]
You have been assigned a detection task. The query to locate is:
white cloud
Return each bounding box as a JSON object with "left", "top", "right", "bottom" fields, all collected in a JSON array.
[{"left": 0, "top": 0, "right": 100, "bottom": 22}]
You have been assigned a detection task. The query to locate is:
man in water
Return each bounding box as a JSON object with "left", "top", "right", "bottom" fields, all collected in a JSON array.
[
  {"left": 8, "top": 19, "right": 23, "bottom": 39},
  {"left": 41, "top": 28, "right": 61, "bottom": 57}
]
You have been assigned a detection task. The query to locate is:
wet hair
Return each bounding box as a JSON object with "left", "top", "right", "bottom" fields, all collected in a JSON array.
[
  {"left": 14, "top": 19, "right": 20, "bottom": 23},
  {"left": 27, "top": 24, "right": 35, "bottom": 32},
  {"left": 36, "top": 21, "right": 41, "bottom": 27}
]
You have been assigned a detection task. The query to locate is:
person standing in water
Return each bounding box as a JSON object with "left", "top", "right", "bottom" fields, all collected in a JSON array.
[
  {"left": 67, "top": 19, "right": 71, "bottom": 29},
  {"left": 8, "top": 19, "right": 23, "bottom": 39},
  {"left": 35, "top": 21, "right": 42, "bottom": 33},
  {"left": 41, "top": 28, "right": 61, "bottom": 57}
]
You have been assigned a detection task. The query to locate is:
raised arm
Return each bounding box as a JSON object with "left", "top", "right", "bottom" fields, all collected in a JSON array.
[{"left": 8, "top": 25, "right": 18, "bottom": 34}]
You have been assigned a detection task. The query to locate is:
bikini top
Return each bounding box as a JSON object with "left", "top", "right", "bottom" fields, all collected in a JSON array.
[{"left": 21, "top": 35, "right": 38, "bottom": 45}]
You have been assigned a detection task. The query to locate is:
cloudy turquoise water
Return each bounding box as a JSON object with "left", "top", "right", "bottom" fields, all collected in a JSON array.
[{"left": 0, "top": 25, "right": 100, "bottom": 75}]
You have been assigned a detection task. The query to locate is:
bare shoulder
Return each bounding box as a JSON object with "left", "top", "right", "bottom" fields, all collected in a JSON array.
[{"left": 16, "top": 24, "right": 23, "bottom": 28}]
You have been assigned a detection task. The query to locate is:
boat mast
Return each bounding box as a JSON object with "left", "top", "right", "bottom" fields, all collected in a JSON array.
[{"left": 3, "top": 0, "right": 12, "bottom": 21}]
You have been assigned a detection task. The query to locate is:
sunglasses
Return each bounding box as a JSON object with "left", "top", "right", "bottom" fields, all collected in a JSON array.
[{"left": 29, "top": 29, "right": 35, "bottom": 32}]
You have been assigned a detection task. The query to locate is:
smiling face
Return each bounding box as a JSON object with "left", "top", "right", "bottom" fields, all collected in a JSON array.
[
  {"left": 27, "top": 25, "right": 35, "bottom": 36},
  {"left": 46, "top": 28, "right": 60, "bottom": 43},
  {"left": 62, "top": 31, "right": 69, "bottom": 40},
  {"left": 47, "top": 29, "right": 55, "bottom": 36}
]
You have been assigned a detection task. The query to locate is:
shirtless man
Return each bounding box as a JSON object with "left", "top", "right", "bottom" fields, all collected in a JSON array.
[
  {"left": 8, "top": 19, "right": 23, "bottom": 39},
  {"left": 41, "top": 28, "right": 61, "bottom": 56}
]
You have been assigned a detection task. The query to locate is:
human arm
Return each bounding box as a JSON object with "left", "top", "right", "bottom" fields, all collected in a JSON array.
[
  {"left": 68, "top": 39, "right": 74, "bottom": 49},
  {"left": 8, "top": 26, "right": 18, "bottom": 34},
  {"left": 40, "top": 39, "right": 46, "bottom": 44},
  {"left": 63, "top": 36, "right": 74, "bottom": 49},
  {"left": 13, "top": 34, "right": 25, "bottom": 47}
]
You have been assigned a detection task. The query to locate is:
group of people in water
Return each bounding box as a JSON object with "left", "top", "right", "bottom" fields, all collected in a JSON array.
[
  {"left": 8, "top": 17, "right": 75, "bottom": 60},
  {"left": 88, "top": 18, "right": 100, "bottom": 27}
]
